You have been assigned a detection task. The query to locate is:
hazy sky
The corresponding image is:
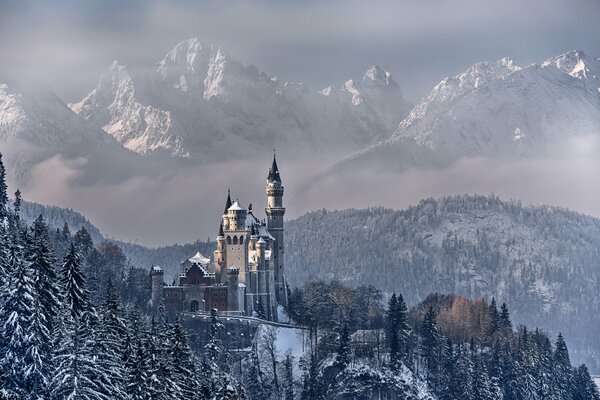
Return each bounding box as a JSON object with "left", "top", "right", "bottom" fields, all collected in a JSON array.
[{"left": 1, "top": 0, "right": 599, "bottom": 102}]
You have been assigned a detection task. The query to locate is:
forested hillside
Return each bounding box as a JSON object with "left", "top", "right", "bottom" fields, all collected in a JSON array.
[
  {"left": 18, "top": 191, "right": 600, "bottom": 372},
  {"left": 285, "top": 195, "right": 600, "bottom": 371}
]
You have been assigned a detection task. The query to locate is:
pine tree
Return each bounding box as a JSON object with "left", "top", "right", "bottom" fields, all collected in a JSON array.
[
  {"left": 554, "top": 333, "right": 574, "bottom": 400},
  {"left": 283, "top": 351, "right": 295, "bottom": 400},
  {"left": 335, "top": 323, "right": 351, "bottom": 369},
  {"left": 472, "top": 354, "right": 495, "bottom": 400},
  {"left": 169, "top": 319, "right": 197, "bottom": 398},
  {"left": 0, "top": 253, "right": 34, "bottom": 398},
  {"left": 245, "top": 340, "right": 270, "bottom": 400},
  {"left": 201, "top": 309, "right": 225, "bottom": 398},
  {"left": 419, "top": 306, "right": 440, "bottom": 389},
  {"left": 60, "top": 243, "right": 92, "bottom": 320},
  {"left": 573, "top": 364, "right": 600, "bottom": 400},
  {"left": 126, "top": 337, "right": 150, "bottom": 400},
  {"left": 50, "top": 314, "right": 114, "bottom": 400},
  {"left": 499, "top": 303, "right": 512, "bottom": 336},
  {"left": 91, "top": 280, "right": 127, "bottom": 399},
  {"left": 27, "top": 216, "right": 60, "bottom": 333},
  {"left": 386, "top": 293, "right": 400, "bottom": 370},
  {"left": 448, "top": 345, "right": 474, "bottom": 400},
  {"left": 300, "top": 352, "right": 325, "bottom": 400},
  {"left": 0, "top": 152, "right": 8, "bottom": 221},
  {"left": 146, "top": 316, "right": 173, "bottom": 400}
]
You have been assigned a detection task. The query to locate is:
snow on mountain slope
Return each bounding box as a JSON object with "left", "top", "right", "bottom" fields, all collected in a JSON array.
[
  {"left": 70, "top": 37, "right": 413, "bottom": 160},
  {"left": 335, "top": 50, "right": 600, "bottom": 171},
  {"left": 0, "top": 80, "right": 151, "bottom": 185},
  {"left": 0, "top": 81, "right": 115, "bottom": 151}
]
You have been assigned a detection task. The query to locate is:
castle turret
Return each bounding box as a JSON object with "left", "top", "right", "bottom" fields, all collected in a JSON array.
[
  {"left": 266, "top": 153, "right": 286, "bottom": 306},
  {"left": 150, "top": 265, "right": 164, "bottom": 309},
  {"left": 214, "top": 222, "right": 226, "bottom": 281}
]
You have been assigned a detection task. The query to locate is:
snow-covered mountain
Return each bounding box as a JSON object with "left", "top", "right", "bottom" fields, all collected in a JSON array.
[
  {"left": 70, "top": 37, "right": 412, "bottom": 160},
  {"left": 0, "top": 81, "right": 141, "bottom": 183},
  {"left": 0, "top": 81, "right": 118, "bottom": 152},
  {"left": 335, "top": 50, "right": 600, "bottom": 170}
]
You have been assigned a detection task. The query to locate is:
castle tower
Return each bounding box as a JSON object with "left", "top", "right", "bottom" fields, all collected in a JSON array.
[
  {"left": 214, "top": 222, "right": 226, "bottom": 282},
  {"left": 227, "top": 266, "right": 240, "bottom": 314},
  {"left": 223, "top": 198, "right": 249, "bottom": 285},
  {"left": 265, "top": 153, "right": 286, "bottom": 306},
  {"left": 150, "top": 265, "right": 164, "bottom": 309}
]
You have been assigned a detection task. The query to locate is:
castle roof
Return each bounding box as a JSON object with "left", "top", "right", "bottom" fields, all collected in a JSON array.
[
  {"left": 223, "top": 188, "right": 232, "bottom": 214},
  {"left": 187, "top": 251, "right": 210, "bottom": 265},
  {"left": 228, "top": 200, "right": 245, "bottom": 211},
  {"left": 267, "top": 154, "right": 281, "bottom": 183}
]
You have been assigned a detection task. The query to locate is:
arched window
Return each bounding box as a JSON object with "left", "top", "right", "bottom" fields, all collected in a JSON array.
[
  {"left": 226, "top": 236, "right": 231, "bottom": 245},
  {"left": 233, "top": 235, "right": 238, "bottom": 245},
  {"left": 190, "top": 300, "right": 199, "bottom": 312},
  {"left": 240, "top": 235, "right": 244, "bottom": 245}
]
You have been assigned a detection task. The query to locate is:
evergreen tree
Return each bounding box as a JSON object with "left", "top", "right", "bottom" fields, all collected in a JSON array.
[
  {"left": 573, "top": 364, "right": 600, "bottom": 400},
  {"left": 60, "top": 243, "right": 92, "bottom": 320},
  {"left": 0, "top": 254, "right": 34, "bottom": 398},
  {"left": 27, "top": 216, "right": 60, "bottom": 333},
  {"left": 499, "top": 302, "right": 512, "bottom": 336},
  {"left": 169, "top": 319, "right": 197, "bottom": 398},
  {"left": 335, "top": 323, "right": 351, "bottom": 369},
  {"left": 300, "top": 353, "right": 325, "bottom": 400},
  {"left": 0, "top": 152, "right": 8, "bottom": 221},
  {"left": 125, "top": 338, "right": 150, "bottom": 400},
  {"left": 91, "top": 280, "right": 127, "bottom": 399},
  {"left": 472, "top": 354, "right": 495, "bottom": 400},
  {"left": 283, "top": 351, "right": 295, "bottom": 400},
  {"left": 554, "top": 333, "right": 574, "bottom": 400},
  {"left": 245, "top": 340, "right": 270, "bottom": 400},
  {"left": 488, "top": 298, "right": 500, "bottom": 332},
  {"left": 449, "top": 345, "right": 474, "bottom": 400},
  {"left": 419, "top": 306, "right": 440, "bottom": 389},
  {"left": 50, "top": 314, "right": 114, "bottom": 400}
]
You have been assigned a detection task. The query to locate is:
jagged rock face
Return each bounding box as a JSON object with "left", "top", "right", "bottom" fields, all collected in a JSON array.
[
  {"left": 70, "top": 38, "right": 413, "bottom": 160},
  {"left": 0, "top": 82, "right": 115, "bottom": 151},
  {"left": 336, "top": 50, "right": 600, "bottom": 171}
]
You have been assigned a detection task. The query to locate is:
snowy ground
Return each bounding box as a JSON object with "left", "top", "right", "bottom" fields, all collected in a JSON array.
[
  {"left": 255, "top": 324, "right": 308, "bottom": 379},
  {"left": 594, "top": 376, "right": 600, "bottom": 390}
]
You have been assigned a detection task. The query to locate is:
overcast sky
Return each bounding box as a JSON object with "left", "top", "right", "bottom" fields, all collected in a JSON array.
[{"left": 1, "top": 0, "right": 599, "bottom": 103}]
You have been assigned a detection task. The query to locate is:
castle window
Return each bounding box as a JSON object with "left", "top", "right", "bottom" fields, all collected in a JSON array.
[
  {"left": 233, "top": 235, "right": 238, "bottom": 245},
  {"left": 240, "top": 236, "right": 244, "bottom": 244},
  {"left": 226, "top": 236, "right": 231, "bottom": 244},
  {"left": 190, "top": 300, "right": 199, "bottom": 312}
]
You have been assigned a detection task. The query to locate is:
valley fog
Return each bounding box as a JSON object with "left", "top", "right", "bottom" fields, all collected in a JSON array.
[{"left": 9, "top": 149, "right": 600, "bottom": 247}]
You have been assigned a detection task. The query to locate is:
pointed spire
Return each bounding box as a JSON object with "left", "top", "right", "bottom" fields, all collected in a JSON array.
[
  {"left": 267, "top": 151, "right": 281, "bottom": 183},
  {"left": 223, "top": 188, "right": 232, "bottom": 213}
]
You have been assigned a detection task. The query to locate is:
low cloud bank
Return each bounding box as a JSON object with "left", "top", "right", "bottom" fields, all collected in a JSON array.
[{"left": 8, "top": 148, "right": 599, "bottom": 247}]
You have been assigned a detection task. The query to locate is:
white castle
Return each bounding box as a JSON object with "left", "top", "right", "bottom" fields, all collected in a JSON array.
[{"left": 152, "top": 155, "right": 287, "bottom": 321}]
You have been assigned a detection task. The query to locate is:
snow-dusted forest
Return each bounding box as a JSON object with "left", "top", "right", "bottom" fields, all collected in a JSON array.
[{"left": 3, "top": 152, "right": 600, "bottom": 398}]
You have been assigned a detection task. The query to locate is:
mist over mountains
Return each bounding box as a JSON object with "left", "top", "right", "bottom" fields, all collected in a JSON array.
[{"left": 0, "top": 41, "right": 599, "bottom": 244}]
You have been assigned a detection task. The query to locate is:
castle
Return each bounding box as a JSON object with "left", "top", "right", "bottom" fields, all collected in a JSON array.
[{"left": 151, "top": 155, "right": 287, "bottom": 321}]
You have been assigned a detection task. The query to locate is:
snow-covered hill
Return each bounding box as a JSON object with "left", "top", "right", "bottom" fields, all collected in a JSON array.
[
  {"left": 70, "top": 37, "right": 412, "bottom": 160},
  {"left": 285, "top": 194, "right": 600, "bottom": 371},
  {"left": 335, "top": 50, "right": 600, "bottom": 171}
]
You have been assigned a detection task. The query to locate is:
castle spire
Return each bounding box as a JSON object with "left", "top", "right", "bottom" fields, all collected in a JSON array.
[
  {"left": 267, "top": 151, "right": 281, "bottom": 183},
  {"left": 223, "top": 187, "right": 232, "bottom": 214}
]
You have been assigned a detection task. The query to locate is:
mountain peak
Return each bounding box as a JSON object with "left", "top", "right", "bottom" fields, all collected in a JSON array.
[
  {"left": 542, "top": 49, "right": 599, "bottom": 82},
  {"left": 363, "top": 65, "right": 397, "bottom": 88}
]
